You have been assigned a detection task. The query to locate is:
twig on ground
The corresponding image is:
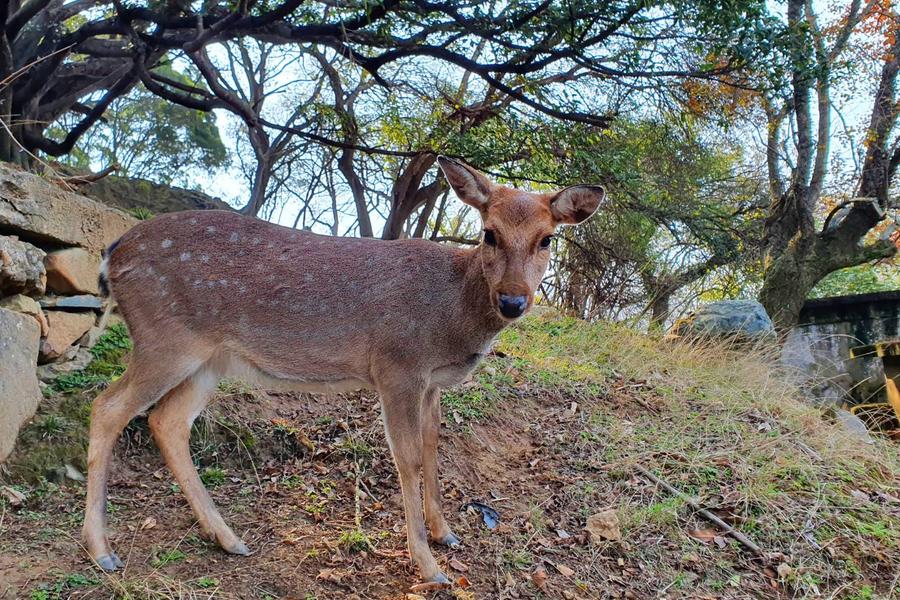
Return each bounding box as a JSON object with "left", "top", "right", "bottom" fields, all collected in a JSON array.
[{"left": 635, "top": 464, "right": 765, "bottom": 557}]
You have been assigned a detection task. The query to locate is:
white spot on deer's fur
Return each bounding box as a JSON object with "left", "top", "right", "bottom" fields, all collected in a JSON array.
[
  {"left": 239, "top": 285, "right": 246, "bottom": 293},
  {"left": 159, "top": 275, "right": 168, "bottom": 284},
  {"left": 200, "top": 254, "right": 209, "bottom": 263},
  {"left": 229, "top": 232, "right": 240, "bottom": 242},
  {"left": 207, "top": 281, "right": 215, "bottom": 288},
  {"left": 290, "top": 233, "right": 298, "bottom": 240},
  {"left": 161, "top": 239, "right": 173, "bottom": 249},
  {"left": 139, "top": 243, "right": 146, "bottom": 251},
  {"left": 266, "top": 243, "right": 273, "bottom": 249},
  {"left": 190, "top": 218, "right": 197, "bottom": 225},
  {"left": 252, "top": 238, "right": 260, "bottom": 245},
  {"left": 206, "top": 226, "right": 216, "bottom": 233},
  {"left": 193, "top": 280, "right": 203, "bottom": 288},
  {"left": 180, "top": 252, "right": 191, "bottom": 262},
  {"left": 219, "top": 280, "right": 228, "bottom": 287}
]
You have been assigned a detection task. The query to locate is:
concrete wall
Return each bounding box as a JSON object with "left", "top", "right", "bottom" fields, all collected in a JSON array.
[{"left": 783, "top": 291, "right": 900, "bottom": 405}]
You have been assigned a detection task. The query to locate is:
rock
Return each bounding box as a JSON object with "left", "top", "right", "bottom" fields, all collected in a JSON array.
[
  {"left": 0, "top": 235, "right": 46, "bottom": 296},
  {"left": 65, "top": 463, "right": 86, "bottom": 482},
  {"left": 78, "top": 172, "right": 234, "bottom": 214},
  {"left": 44, "top": 247, "right": 100, "bottom": 294},
  {"left": 670, "top": 300, "right": 775, "bottom": 341},
  {"left": 37, "top": 347, "right": 93, "bottom": 382},
  {"left": 39, "top": 294, "right": 104, "bottom": 310},
  {"left": 0, "top": 162, "right": 135, "bottom": 254},
  {"left": 834, "top": 409, "right": 874, "bottom": 444},
  {"left": 0, "top": 293, "right": 48, "bottom": 335},
  {"left": 39, "top": 310, "right": 94, "bottom": 363},
  {"left": 78, "top": 326, "right": 104, "bottom": 349},
  {"left": 585, "top": 509, "right": 621, "bottom": 544},
  {"left": 0, "top": 307, "right": 42, "bottom": 463}
]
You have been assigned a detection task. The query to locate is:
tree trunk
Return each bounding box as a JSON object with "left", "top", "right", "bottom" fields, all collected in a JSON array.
[
  {"left": 0, "top": 24, "right": 15, "bottom": 164},
  {"left": 337, "top": 148, "right": 373, "bottom": 237},
  {"left": 241, "top": 155, "right": 273, "bottom": 216}
]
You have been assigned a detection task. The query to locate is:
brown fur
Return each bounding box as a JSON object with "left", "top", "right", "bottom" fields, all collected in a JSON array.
[{"left": 80, "top": 158, "right": 605, "bottom": 582}]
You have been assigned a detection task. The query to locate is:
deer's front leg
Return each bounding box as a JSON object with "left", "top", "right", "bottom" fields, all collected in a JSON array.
[
  {"left": 422, "top": 387, "right": 459, "bottom": 547},
  {"left": 379, "top": 380, "right": 447, "bottom": 584}
]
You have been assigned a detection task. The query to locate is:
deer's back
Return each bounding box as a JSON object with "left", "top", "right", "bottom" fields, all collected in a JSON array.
[{"left": 106, "top": 211, "right": 482, "bottom": 385}]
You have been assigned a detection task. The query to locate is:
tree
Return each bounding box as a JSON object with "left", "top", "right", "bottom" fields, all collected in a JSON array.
[
  {"left": 487, "top": 115, "right": 761, "bottom": 324},
  {"left": 755, "top": 0, "right": 900, "bottom": 329},
  {"left": 57, "top": 69, "right": 226, "bottom": 185},
  {"left": 1, "top": 1, "right": 772, "bottom": 169}
]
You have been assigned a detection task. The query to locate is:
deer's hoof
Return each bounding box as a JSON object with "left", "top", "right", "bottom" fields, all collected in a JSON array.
[
  {"left": 430, "top": 572, "right": 451, "bottom": 585},
  {"left": 436, "top": 532, "right": 461, "bottom": 548},
  {"left": 95, "top": 553, "right": 123, "bottom": 571},
  {"left": 223, "top": 539, "right": 251, "bottom": 556}
]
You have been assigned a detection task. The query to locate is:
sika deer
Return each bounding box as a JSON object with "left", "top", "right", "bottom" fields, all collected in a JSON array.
[{"left": 82, "top": 157, "right": 605, "bottom": 583}]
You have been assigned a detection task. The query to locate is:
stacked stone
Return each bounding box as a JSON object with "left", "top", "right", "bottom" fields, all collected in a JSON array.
[{"left": 0, "top": 163, "right": 135, "bottom": 462}]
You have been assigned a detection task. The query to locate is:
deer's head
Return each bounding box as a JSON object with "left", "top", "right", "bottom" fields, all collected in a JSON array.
[{"left": 438, "top": 156, "right": 606, "bottom": 320}]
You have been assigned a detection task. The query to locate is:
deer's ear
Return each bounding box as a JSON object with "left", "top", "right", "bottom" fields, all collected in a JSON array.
[
  {"left": 549, "top": 185, "right": 606, "bottom": 225},
  {"left": 437, "top": 156, "right": 494, "bottom": 210}
]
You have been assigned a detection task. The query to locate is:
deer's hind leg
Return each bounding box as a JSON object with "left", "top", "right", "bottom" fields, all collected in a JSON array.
[
  {"left": 147, "top": 367, "right": 249, "bottom": 556},
  {"left": 82, "top": 354, "right": 203, "bottom": 571}
]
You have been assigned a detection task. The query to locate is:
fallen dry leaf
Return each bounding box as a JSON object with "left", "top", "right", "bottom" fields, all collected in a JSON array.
[
  {"left": 553, "top": 562, "right": 576, "bottom": 577},
  {"left": 316, "top": 568, "right": 346, "bottom": 583},
  {"left": 140, "top": 516, "right": 157, "bottom": 530},
  {"left": 449, "top": 558, "right": 469, "bottom": 572},
  {"left": 505, "top": 572, "right": 516, "bottom": 587},
  {"left": 0, "top": 486, "right": 26, "bottom": 507},
  {"left": 406, "top": 595, "right": 426, "bottom": 600},
  {"left": 777, "top": 563, "right": 793, "bottom": 579},
  {"left": 688, "top": 528, "right": 718, "bottom": 543},
  {"left": 531, "top": 565, "right": 548, "bottom": 589},
  {"left": 456, "top": 576, "right": 471, "bottom": 588},
  {"left": 586, "top": 509, "right": 621, "bottom": 543}
]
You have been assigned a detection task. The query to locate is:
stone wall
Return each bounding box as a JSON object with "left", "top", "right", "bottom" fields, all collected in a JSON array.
[
  {"left": 782, "top": 291, "right": 900, "bottom": 405},
  {"left": 0, "top": 163, "right": 136, "bottom": 462}
]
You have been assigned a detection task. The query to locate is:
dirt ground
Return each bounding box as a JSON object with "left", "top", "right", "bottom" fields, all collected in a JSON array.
[{"left": 1, "top": 385, "right": 745, "bottom": 600}]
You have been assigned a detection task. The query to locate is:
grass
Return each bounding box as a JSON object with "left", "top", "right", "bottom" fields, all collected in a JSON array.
[
  {"left": 52, "top": 323, "right": 132, "bottom": 393},
  {"left": 337, "top": 528, "right": 374, "bottom": 553},
  {"left": 485, "top": 313, "right": 900, "bottom": 596},
  {"left": 151, "top": 548, "right": 187, "bottom": 568}
]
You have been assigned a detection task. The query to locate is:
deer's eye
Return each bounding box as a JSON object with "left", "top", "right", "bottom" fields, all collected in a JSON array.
[
  {"left": 540, "top": 235, "right": 553, "bottom": 249},
  {"left": 483, "top": 230, "right": 497, "bottom": 246}
]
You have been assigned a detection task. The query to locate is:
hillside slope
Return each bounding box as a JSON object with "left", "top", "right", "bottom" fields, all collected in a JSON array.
[{"left": 2, "top": 314, "right": 898, "bottom": 599}]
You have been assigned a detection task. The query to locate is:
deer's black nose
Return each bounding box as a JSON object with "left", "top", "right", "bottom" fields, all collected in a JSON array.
[{"left": 498, "top": 294, "right": 527, "bottom": 318}]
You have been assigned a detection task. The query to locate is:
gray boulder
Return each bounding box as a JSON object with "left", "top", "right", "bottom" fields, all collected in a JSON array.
[
  {"left": 0, "top": 162, "right": 135, "bottom": 254},
  {"left": 37, "top": 347, "right": 93, "bottom": 382},
  {"left": 671, "top": 300, "right": 775, "bottom": 341},
  {"left": 0, "top": 235, "right": 46, "bottom": 296},
  {"left": 0, "top": 307, "right": 42, "bottom": 463}
]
